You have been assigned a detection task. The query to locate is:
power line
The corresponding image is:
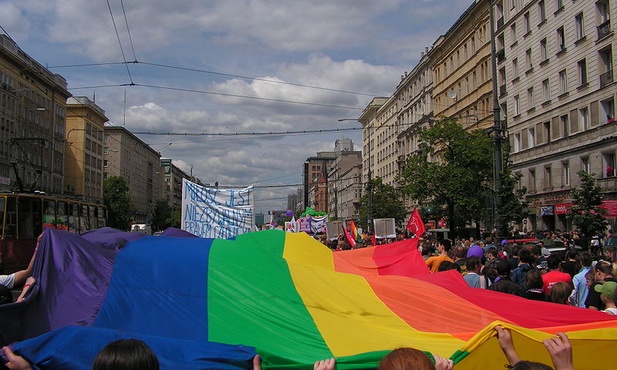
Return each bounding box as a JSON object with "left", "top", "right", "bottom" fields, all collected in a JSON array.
[
  {"left": 132, "top": 127, "right": 360, "bottom": 137},
  {"left": 106, "top": 0, "right": 135, "bottom": 84}
]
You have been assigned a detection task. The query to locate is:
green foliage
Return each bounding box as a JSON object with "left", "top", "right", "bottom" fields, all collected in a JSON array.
[
  {"left": 358, "top": 177, "right": 408, "bottom": 230},
  {"left": 567, "top": 171, "right": 608, "bottom": 241},
  {"left": 151, "top": 199, "right": 172, "bottom": 231},
  {"left": 103, "top": 176, "right": 136, "bottom": 231},
  {"left": 397, "top": 117, "right": 493, "bottom": 237},
  {"left": 497, "top": 164, "right": 529, "bottom": 236}
]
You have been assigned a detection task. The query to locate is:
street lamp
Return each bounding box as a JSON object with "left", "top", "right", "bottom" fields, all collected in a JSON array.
[{"left": 338, "top": 118, "right": 372, "bottom": 234}]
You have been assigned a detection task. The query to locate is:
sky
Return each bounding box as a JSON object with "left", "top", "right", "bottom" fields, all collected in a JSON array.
[{"left": 0, "top": 0, "right": 474, "bottom": 214}]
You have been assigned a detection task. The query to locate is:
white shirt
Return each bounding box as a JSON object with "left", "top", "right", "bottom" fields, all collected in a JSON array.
[{"left": 0, "top": 273, "right": 16, "bottom": 289}]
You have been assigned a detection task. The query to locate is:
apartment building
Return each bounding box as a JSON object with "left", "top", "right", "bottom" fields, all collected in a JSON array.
[
  {"left": 303, "top": 151, "right": 337, "bottom": 213},
  {"left": 326, "top": 149, "right": 362, "bottom": 221},
  {"left": 496, "top": 0, "right": 617, "bottom": 231},
  {"left": 103, "top": 126, "right": 164, "bottom": 224},
  {"left": 0, "top": 35, "right": 71, "bottom": 194},
  {"left": 432, "top": 1, "right": 494, "bottom": 130},
  {"left": 65, "top": 96, "right": 107, "bottom": 203}
]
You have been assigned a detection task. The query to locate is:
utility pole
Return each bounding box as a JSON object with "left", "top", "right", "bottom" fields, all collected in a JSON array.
[{"left": 489, "top": 0, "right": 504, "bottom": 235}]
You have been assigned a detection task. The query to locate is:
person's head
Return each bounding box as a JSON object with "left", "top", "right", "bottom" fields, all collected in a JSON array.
[
  {"left": 378, "top": 347, "right": 435, "bottom": 370},
  {"left": 594, "top": 281, "right": 617, "bottom": 304},
  {"left": 466, "top": 256, "right": 482, "bottom": 273},
  {"left": 546, "top": 254, "right": 561, "bottom": 270},
  {"left": 549, "top": 282, "right": 573, "bottom": 305},
  {"left": 486, "top": 247, "right": 498, "bottom": 259},
  {"left": 525, "top": 269, "right": 544, "bottom": 290},
  {"left": 510, "top": 361, "right": 553, "bottom": 370},
  {"left": 496, "top": 259, "right": 511, "bottom": 277},
  {"left": 580, "top": 251, "right": 592, "bottom": 267},
  {"left": 585, "top": 269, "right": 595, "bottom": 288},
  {"left": 0, "top": 285, "right": 12, "bottom": 305},
  {"left": 453, "top": 246, "right": 466, "bottom": 260},
  {"left": 566, "top": 249, "right": 578, "bottom": 260},
  {"left": 438, "top": 239, "right": 452, "bottom": 253},
  {"left": 518, "top": 248, "right": 532, "bottom": 264},
  {"left": 438, "top": 261, "right": 460, "bottom": 272},
  {"left": 93, "top": 339, "right": 159, "bottom": 370},
  {"left": 594, "top": 261, "right": 615, "bottom": 281}
]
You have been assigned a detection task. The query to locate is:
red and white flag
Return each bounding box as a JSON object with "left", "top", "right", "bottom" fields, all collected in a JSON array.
[{"left": 406, "top": 208, "right": 426, "bottom": 237}]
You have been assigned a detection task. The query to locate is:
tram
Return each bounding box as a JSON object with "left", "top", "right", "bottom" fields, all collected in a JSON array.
[{"left": 0, "top": 193, "right": 106, "bottom": 273}]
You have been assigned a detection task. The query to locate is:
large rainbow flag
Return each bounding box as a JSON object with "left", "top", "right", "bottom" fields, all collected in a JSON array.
[{"left": 6, "top": 229, "right": 617, "bottom": 369}]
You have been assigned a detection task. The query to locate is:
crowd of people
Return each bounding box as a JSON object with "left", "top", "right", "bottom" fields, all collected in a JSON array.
[{"left": 417, "top": 232, "right": 617, "bottom": 313}]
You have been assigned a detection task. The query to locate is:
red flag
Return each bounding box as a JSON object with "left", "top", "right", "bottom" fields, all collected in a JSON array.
[
  {"left": 371, "top": 230, "right": 376, "bottom": 246},
  {"left": 342, "top": 225, "right": 357, "bottom": 248},
  {"left": 406, "top": 208, "right": 426, "bottom": 237}
]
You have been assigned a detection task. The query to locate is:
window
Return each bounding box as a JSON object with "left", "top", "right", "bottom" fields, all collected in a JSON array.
[
  {"left": 562, "top": 162, "right": 570, "bottom": 187},
  {"left": 526, "top": 48, "right": 532, "bottom": 69},
  {"left": 581, "top": 157, "right": 590, "bottom": 174},
  {"left": 560, "top": 115, "right": 569, "bottom": 137},
  {"left": 524, "top": 12, "right": 531, "bottom": 34},
  {"left": 103, "top": 147, "right": 109, "bottom": 155},
  {"left": 557, "top": 26, "right": 566, "bottom": 51},
  {"left": 514, "top": 95, "right": 520, "bottom": 115},
  {"left": 539, "top": 1, "right": 546, "bottom": 23},
  {"left": 529, "top": 168, "right": 536, "bottom": 192},
  {"left": 556, "top": 0, "right": 563, "bottom": 10},
  {"left": 599, "top": 47, "right": 613, "bottom": 88},
  {"left": 543, "top": 122, "right": 551, "bottom": 144},
  {"left": 528, "top": 127, "right": 535, "bottom": 148},
  {"left": 575, "top": 13, "right": 585, "bottom": 40},
  {"left": 559, "top": 69, "right": 567, "bottom": 94},
  {"left": 514, "top": 132, "right": 521, "bottom": 152},
  {"left": 544, "top": 166, "right": 552, "bottom": 189},
  {"left": 540, "top": 38, "right": 548, "bottom": 61},
  {"left": 527, "top": 87, "right": 535, "bottom": 108},
  {"left": 600, "top": 98, "right": 615, "bottom": 121},
  {"left": 605, "top": 152, "right": 616, "bottom": 177},
  {"left": 579, "top": 107, "right": 589, "bottom": 131},
  {"left": 578, "top": 59, "right": 588, "bottom": 85},
  {"left": 513, "top": 58, "right": 519, "bottom": 78},
  {"left": 104, "top": 160, "right": 108, "bottom": 168},
  {"left": 511, "top": 23, "right": 517, "bottom": 43},
  {"left": 542, "top": 79, "right": 550, "bottom": 101}
]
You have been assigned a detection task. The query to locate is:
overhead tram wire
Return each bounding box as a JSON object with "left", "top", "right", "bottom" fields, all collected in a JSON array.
[
  {"left": 131, "top": 127, "right": 360, "bottom": 137},
  {"left": 106, "top": 0, "right": 135, "bottom": 85},
  {"left": 69, "top": 82, "right": 363, "bottom": 110},
  {"left": 47, "top": 60, "right": 376, "bottom": 98}
]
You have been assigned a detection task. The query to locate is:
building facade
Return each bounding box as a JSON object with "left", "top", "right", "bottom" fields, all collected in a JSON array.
[
  {"left": 65, "top": 96, "right": 107, "bottom": 203},
  {"left": 0, "top": 35, "right": 71, "bottom": 194},
  {"left": 327, "top": 149, "right": 362, "bottom": 221},
  {"left": 495, "top": 0, "right": 617, "bottom": 231},
  {"left": 103, "top": 126, "right": 164, "bottom": 224},
  {"left": 303, "top": 151, "right": 337, "bottom": 213}
]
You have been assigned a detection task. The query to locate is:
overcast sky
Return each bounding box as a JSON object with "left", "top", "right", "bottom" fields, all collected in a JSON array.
[{"left": 1, "top": 0, "right": 473, "bottom": 214}]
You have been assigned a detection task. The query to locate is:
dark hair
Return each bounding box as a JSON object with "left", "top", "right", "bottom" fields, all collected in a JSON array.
[
  {"left": 486, "top": 247, "right": 498, "bottom": 258},
  {"left": 93, "top": 339, "right": 159, "bottom": 370},
  {"left": 438, "top": 261, "right": 460, "bottom": 272},
  {"left": 378, "top": 347, "right": 435, "bottom": 370},
  {"left": 580, "top": 251, "right": 592, "bottom": 267},
  {"left": 566, "top": 249, "right": 578, "bottom": 260},
  {"left": 546, "top": 254, "right": 561, "bottom": 270},
  {"left": 439, "top": 239, "right": 452, "bottom": 252},
  {"left": 496, "top": 259, "right": 511, "bottom": 276},
  {"left": 518, "top": 248, "right": 532, "bottom": 264},
  {"left": 510, "top": 361, "right": 553, "bottom": 370},
  {"left": 525, "top": 269, "right": 544, "bottom": 290},
  {"left": 466, "top": 256, "right": 481, "bottom": 271},
  {"left": 0, "top": 285, "right": 12, "bottom": 305}
]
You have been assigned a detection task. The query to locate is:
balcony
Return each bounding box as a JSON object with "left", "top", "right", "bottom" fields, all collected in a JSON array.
[
  {"left": 600, "top": 70, "right": 614, "bottom": 88},
  {"left": 597, "top": 20, "right": 612, "bottom": 40}
]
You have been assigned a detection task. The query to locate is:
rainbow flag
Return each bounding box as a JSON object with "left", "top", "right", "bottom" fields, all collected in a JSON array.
[
  {"left": 349, "top": 219, "right": 362, "bottom": 242},
  {"left": 11, "top": 230, "right": 617, "bottom": 369}
]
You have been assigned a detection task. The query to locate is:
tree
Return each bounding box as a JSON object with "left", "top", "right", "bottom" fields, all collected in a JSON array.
[
  {"left": 496, "top": 163, "right": 529, "bottom": 237},
  {"left": 151, "top": 199, "right": 172, "bottom": 231},
  {"left": 567, "top": 171, "right": 609, "bottom": 248},
  {"left": 398, "top": 117, "right": 494, "bottom": 238},
  {"left": 103, "top": 176, "right": 135, "bottom": 230},
  {"left": 358, "top": 177, "right": 407, "bottom": 231}
]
